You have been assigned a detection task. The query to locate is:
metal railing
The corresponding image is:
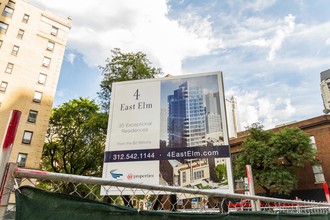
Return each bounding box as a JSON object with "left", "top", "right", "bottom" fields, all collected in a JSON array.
[{"left": 1, "top": 164, "right": 330, "bottom": 219}]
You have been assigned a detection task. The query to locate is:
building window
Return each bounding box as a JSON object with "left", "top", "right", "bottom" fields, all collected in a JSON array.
[
  {"left": 27, "top": 110, "right": 38, "bottom": 123},
  {"left": 22, "top": 14, "right": 29, "bottom": 23},
  {"left": 312, "top": 165, "right": 325, "bottom": 183},
  {"left": 327, "top": 82, "right": 330, "bottom": 91},
  {"left": 51, "top": 26, "right": 58, "bottom": 36},
  {"left": 309, "top": 136, "right": 325, "bottom": 183},
  {"left": 234, "top": 178, "right": 246, "bottom": 191},
  {"left": 42, "top": 57, "right": 51, "bottom": 67},
  {"left": 0, "top": 40, "right": 2, "bottom": 49},
  {"left": 11, "top": 45, "right": 19, "bottom": 56},
  {"left": 310, "top": 136, "right": 317, "bottom": 150},
  {"left": 17, "top": 29, "right": 24, "bottom": 39},
  {"left": 47, "top": 41, "right": 55, "bottom": 51},
  {"left": 33, "top": 91, "right": 42, "bottom": 103},
  {"left": 2, "top": 6, "right": 14, "bottom": 18},
  {"left": 22, "top": 131, "right": 33, "bottom": 144},
  {"left": 182, "top": 171, "right": 186, "bottom": 183},
  {"left": 7, "top": 0, "right": 16, "bottom": 8},
  {"left": 0, "top": 81, "right": 8, "bottom": 92},
  {"left": 17, "top": 153, "right": 27, "bottom": 167},
  {"left": 194, "top": 170, "right": 204, "bottom": 180},
  {"left": 5, "top": 63, "right": 14, "bottom": 73},
  {"left": 0, "top": 21, "right": 9, "bottom": 34},
  {"left": 38, "top": 73, "right": 47, "bottom": 85}
]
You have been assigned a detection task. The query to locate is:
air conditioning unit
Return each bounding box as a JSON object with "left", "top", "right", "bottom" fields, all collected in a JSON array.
[
  {"left": 17, "top": 162, "right": 25, "bottom": 167},
  {"left": 28, "top": 117, "right": 36, "bottom": 123},
  {"left": 22, "top": 139, "right": 30, "bottom": 144}
]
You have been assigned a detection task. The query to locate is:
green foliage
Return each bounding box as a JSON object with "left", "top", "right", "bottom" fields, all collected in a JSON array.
[
  {"left": 41, "top": 98, "right": 108, "bottom": 177},
  {"left": 98, "top": 48, "right": 162, "bottom": 111},
  {"left": 196, "top": 184, "right": 213, "bottom": 189},
  {"left": 234, "top": 123, "right": 317, "bottom": 196},
  {"left": 214, "top": 164, "right": 227, "bottom": 182}
]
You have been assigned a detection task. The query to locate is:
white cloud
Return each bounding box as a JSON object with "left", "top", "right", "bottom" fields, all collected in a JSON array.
[
  {"left": 243, "top": 38, "right": 269, "bottom": 47},
  {"left": 267, "top": 14, "right": 295, "bottom": 61},
  {"left": 29, "top": 0, "right": 220, "bottom": 74},
  {"left": 217, "top": 13, "right": 296, "bottom": 62},
  {"left": 242, "top": 0, "right": 277, "bottom": 11},
  {"left": 236, "top": 91, "right": 260, "bottom": 128},
  {"left": 326, "top": 38, "right": 330, "bottom": 46},
  {"left": 231, "top": 90, "right": 296, "bottom": 129},
  {"left": 66, "top": 52, "right": 76, "bottom": 64},
  {"left": 28, "top": 0, "right": 329, "bottom": 126},
  {"left": 238, "top": 14, "right": 297, "bottom": 60}
]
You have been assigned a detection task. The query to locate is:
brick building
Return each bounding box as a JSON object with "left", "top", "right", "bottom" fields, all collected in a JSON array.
[
  {"left": 230, "top": 114, "right": 330, "bottom": 201},
  {"left": 0, "top": 0, "right": 71, "bottom": 169}
]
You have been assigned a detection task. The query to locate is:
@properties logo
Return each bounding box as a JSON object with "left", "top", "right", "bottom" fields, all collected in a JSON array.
[
  {"left": 127, "top": 173, "right": 133, "bottom": 180},
  {"left": 110, "top": 169, "right": 123, "bottom": 179}
]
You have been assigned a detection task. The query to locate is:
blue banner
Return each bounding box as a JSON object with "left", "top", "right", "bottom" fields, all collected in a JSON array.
[{"left": 104, "top": 145, "right": 230, "bottom": 162}]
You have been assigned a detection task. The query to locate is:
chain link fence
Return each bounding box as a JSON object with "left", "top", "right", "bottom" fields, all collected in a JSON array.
[{"left": 1, "top": 164, "right": 330, "bottom": 219}]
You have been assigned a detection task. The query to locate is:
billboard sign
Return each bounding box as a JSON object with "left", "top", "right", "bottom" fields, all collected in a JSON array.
[{"left": 101, "top": 72, "right": 233, "bottom": 195}]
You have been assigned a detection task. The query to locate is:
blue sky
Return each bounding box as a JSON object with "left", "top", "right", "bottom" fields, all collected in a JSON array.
[{"left": 29, "top": 0, "right": 330, "bottom": 129}]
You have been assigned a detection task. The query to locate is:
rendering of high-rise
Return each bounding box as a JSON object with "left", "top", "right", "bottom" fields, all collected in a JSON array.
[
  {"left": 205, "top": 92, "right": 222, "bottom": 134},
  {"left": 0, "top": 0, "right": 71, "bottom": 169},
  {"left": 321, "top": 69, "right": 330, "bottom": 114},
  {"left": 167, "top": 81, "right": 206, "bottom": 148}
]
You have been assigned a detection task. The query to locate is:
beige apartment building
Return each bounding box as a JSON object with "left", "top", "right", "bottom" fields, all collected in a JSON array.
[
  {"left": 321, "top": 69, "right": 330, "bottom": 114},
  {"left": 0, "top": 0, "right": 71, "bottom": 169}
]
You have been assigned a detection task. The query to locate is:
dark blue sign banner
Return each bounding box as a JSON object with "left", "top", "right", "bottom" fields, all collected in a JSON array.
[{"left": 104, "top": 145, "right": 230, "bottom": 163}]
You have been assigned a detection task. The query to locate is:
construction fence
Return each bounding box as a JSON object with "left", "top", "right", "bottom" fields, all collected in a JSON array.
[{"left": 1, "top": 163, "right": 330, "bottom": 219}]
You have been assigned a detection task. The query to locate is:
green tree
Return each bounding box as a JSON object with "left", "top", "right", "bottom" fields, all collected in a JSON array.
[
  {"left": 214, "top": 164, "right": 227, "bottom": 182},
  {"left": 41, "top": 98, "right": 108, "bottom": 177},
  {"left": 234, "top": 123, "right": 317, "bottom": 196},
  {"left": 98, "top": 48, "right": 162, "bottom": 111}
]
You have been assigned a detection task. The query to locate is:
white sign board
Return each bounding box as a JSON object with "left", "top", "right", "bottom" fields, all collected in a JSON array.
[{"left": 101, "top": 72, "right": 233, "bottom": 195}]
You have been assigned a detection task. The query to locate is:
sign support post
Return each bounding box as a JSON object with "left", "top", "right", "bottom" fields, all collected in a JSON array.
[
  {"left": 0, "top": 110, "right": 21, "bottom": 217},
  {"left": 323, "top": 182, "right": 330, "bottom": 203},
  {"left": 246, "top": 165, "right": 260, "bottom": 211}
]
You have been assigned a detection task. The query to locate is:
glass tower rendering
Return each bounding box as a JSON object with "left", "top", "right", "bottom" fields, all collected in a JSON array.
[
  {"left": 167, "top": 81, "right": 207, "bottom": 148},
  {"left": 205, "top": 92, "right": 223, "bottom": 134}
]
